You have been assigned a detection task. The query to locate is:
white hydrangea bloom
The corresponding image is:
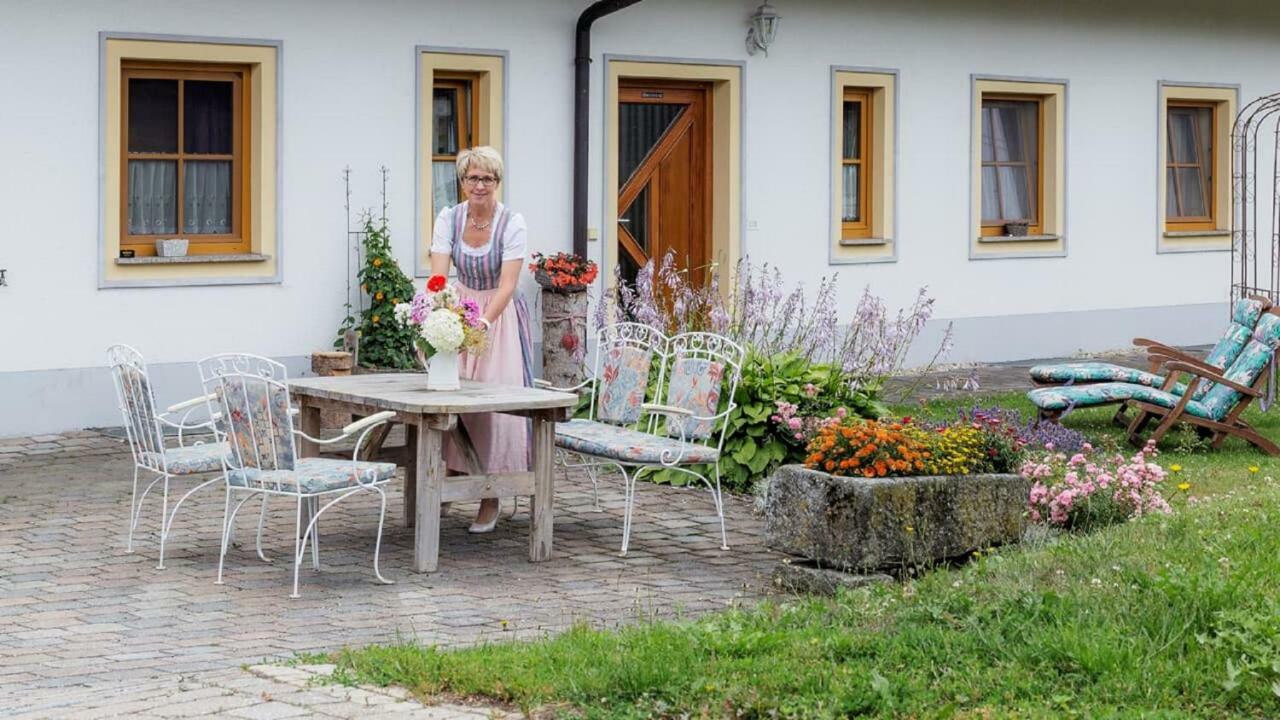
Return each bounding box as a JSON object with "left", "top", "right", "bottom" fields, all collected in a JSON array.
[
  {"left": 438, "top": 285, "right": 460, "bottom": 307},
  {"left": 393, "top": 303, "right": 413, "bottom": 326},
  {"left": 422, "top": 308, "right": 464, "bottom": 352}
]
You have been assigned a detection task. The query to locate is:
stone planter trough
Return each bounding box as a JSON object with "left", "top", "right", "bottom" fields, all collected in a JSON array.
[{"left": 764, "top": 464, "right": 1031, "bottom": 574}]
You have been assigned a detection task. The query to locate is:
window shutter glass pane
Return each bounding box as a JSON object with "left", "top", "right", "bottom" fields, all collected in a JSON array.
[
  {"left": 128, "top": 160, "right": 177, "bottom": 234},
  {"left": 432, "top": 161, "right": 458, "bottom": 216},
  {"left": 433, "top": 88, "right": 458, "bottom": 155},
  {"left": 842, "top": 165, "right": 860, "bottom": 222},
  {"left": 981, "top": 166, "right": 1000, "bottom": 222},
  {"left": 981, "top": 107, "right": 995, "bottom": 162},
  {"left": 1196, "top": 106, "right": 1213, "bottom": 172},
  {"left": 619, "top": 103, "right": 685, "bottom": 185},
  {"left": 621, "top": 185, "right": 650, "bottom": 252},
  {"left": 998, "top": 166, "right": 1031, "bottom": 222},
  {"left": 128, "top": 79, "right": 178, "bottom": 153},
  {"left": 843, "top": 101, "right": 861, "bottom": 159},
  {"left": 184, "top": 80, "right": 233, "bottom": 154},
  {"left": 183, "top": 161, "right": 232, "bottom": 234},
  {"left": 1166, "top": 167, "right": 1179, "bottom": 218},
  {"left": 1169, "top": 110, "right": 1198, "bottom": 164},
  {"left": 1176, "top": 167, "right": 1208, "bottom": 217},
  {"left": 992, "top": 103, "right": 1030, "bottom": 162}
]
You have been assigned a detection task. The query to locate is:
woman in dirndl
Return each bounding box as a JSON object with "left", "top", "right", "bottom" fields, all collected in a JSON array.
[{"left": 429, "top": 146, "right": 533, "bottom": 533}]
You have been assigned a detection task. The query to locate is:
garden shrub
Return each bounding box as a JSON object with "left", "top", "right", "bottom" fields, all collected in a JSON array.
[
  {"left": 335, "top": 214, "right": 418, "bottom": 369},
  {"left": 1022, "top": 441, "right": 1172, "bottom": 529}
]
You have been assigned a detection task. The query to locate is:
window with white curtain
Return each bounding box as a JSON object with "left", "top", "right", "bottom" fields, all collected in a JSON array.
[
  {"left": 432, "top": 77, "right": 475, "bottom": 216},
  {"left": 841, "top": 88, "right": 871, "bottom": 238},
  {"left": 980, "top": 97, "right": 1040, "bottom": 233},
  {"left": 122, "top": 62, "right": 247, "bottom": 255},
  {"left": 1166, "top": 103, "right": 1214, "bottom": 227}
]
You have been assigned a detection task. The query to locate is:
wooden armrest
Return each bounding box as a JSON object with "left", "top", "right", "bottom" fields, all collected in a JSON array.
[
  {"left": 1146, "top": 349, "right": 1220, "bottom": 376},
  {"left": 1162, "top": 361, "right": 1261, "bottom": 397},
  {"left": 1132, "top": 337, "right": 1176, "bottom": 352}
]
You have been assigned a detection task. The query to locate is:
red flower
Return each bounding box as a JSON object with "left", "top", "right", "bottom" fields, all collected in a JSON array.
[{"left": 427, "top": 275, "right": 447, "bottom": 292}]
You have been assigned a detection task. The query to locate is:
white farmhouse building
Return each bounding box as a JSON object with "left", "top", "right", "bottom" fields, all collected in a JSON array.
[{"left": 0, "top": 0, "right": 1273, "bottom": 435}]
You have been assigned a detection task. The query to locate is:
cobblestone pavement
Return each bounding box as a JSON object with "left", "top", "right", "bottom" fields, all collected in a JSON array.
[{"left": 0, "top": 431, "right": 775, "bottom": 717}]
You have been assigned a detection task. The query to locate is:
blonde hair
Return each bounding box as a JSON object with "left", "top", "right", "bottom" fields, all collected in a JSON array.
[{"left": 456, "top": 146, "right": 504, "bottom": 182}]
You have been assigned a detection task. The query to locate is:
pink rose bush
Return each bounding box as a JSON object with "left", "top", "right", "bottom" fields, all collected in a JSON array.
[{"left": 1022, "top": 440, "right": 1172, "bottom": 529}]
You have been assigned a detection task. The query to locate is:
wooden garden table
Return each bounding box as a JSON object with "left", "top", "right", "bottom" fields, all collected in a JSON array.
[{"left": 288, "top": 374, "right": 577, "bottom": 572}]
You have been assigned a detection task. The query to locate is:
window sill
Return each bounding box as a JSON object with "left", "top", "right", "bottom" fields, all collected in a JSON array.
[
  {"left": 115, "top": 253, "right": 271, "bottom": 266},
  {"left": 838, "top": 237, "right": 889, "bottom": 247},
  {"left": 1163, "top": 230, "right": 1230, "bottom": 239},
  {"left": 977, "top": 234, "right": 1060, "bottom": 244}
]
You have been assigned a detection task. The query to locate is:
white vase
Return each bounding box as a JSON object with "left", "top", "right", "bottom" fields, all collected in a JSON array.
[{"left": 426, "top": 349, "right": 461, "bottom": 391}]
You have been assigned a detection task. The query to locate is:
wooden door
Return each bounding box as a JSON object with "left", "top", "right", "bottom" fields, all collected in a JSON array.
[{"left": 617, "top": 82, "right": 712, "bottom": 286}]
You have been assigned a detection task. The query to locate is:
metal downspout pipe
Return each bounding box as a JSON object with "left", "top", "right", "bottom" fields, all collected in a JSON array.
[{"left": 574, "top": 0, "right": 644, "bottom": 258}]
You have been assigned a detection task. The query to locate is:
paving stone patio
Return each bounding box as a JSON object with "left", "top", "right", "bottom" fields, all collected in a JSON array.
[{"left": 0, "top": 431, "right": 774, "bottom": 717}]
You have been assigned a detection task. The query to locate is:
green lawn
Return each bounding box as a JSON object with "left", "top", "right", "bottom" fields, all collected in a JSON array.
[{"left": 317, "top": 392, "right": 1280, "bottom": 718}]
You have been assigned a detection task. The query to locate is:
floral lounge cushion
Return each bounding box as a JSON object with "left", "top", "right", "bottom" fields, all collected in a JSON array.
[
  {"left": 227, "top": 457, "right": 397, "bottom": 494},
  {"left": 1029, "top": 362, "right": 1167, "bottom": 388},
  {"left": 1028, "top": 297, "right": 1267, "bottom": 400},
  {"left": 1197, "top": 312, "right": 1280, "bottom": 420},
  {"left": 141, "top": 441, "right": 231, "bottom": 475},
  {"left": 555, "top": 419, "right": 720, "bottom": 465},
  {"left": 1028, "top": 383, "right": 1216, "bottom": 420},
  {"left": 662, "top": 357, "right": 724, "bottom": 440},
  {"left": 597, "top": 346, "right": 654, "bottom": 425}
]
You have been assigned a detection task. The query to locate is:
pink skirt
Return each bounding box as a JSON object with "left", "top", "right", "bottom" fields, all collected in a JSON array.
[{"left": 443, "top": 285, "right": 531, "bottom": 474}]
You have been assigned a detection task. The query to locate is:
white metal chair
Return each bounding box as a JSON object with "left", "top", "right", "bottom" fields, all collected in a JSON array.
[
  {"left": 198, "top": 353, "right": 398, "bottom": 598},
  {"left": 549, "top": 329, "right": 744, "bottom": 555},
  {"left": 107, "top": 344, "right": 230, "bottom": 569}
]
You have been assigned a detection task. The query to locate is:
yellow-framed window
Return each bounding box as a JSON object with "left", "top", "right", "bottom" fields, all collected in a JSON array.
[
  {"left": 980, "top": 94, "right": 1043, "bottom": 237},
  {"left": 841, "top": 88, "right": 872, "bottom": 239},
  {"left": 121, "top": 60, "right": 251, "bottom": 256},
  {"left": 1166, "top": 100, "right": 1216, "bottom": 231},
  {"left": 431, "top": 74, "right": 479, "bottom": 215}
]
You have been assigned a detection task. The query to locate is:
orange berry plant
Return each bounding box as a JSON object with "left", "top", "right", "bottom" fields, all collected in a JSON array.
[
  {"left": 805, "top": 419, "right": 930, "bottom": 478},
  {"left": 529, "top": 252, "right": 599, "bottom": 293}
]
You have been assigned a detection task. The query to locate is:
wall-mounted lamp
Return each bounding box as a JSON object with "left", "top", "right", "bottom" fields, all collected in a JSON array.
[{"left": 746, "top": 2, "right": 781, "bottom": 56}]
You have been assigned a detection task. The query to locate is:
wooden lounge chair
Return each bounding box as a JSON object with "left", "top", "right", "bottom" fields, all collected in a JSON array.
[
  {"left": 1123, "top": 309, "right": 1280, "bottom": 455},
  {"left": 1028, "top": 295, "right": 1272, "bottom": 423}
]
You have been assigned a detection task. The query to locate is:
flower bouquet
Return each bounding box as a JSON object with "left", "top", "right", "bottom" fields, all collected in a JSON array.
[
  {"left": 528, "top": 252, "right": 598, "bottom": 293},
  {"left": 394, "top": 274, "right": 487, "bottom": 390}
]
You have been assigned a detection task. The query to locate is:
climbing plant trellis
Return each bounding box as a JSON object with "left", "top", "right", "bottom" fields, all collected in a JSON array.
[
  {"left": 1231, "top": 95, "right": 1280, "bottom": 409},
  {"left": 1232, "top": 94, "right": 1280, "bottom": 305}
]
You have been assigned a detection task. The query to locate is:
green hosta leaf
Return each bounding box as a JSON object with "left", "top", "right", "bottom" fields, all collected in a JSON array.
[{"left": 732, "top": 441, "right": 757, "bottom": 464}]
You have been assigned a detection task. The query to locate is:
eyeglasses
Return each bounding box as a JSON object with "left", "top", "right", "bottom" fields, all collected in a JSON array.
[{"left": 462, "top": 175, "right": 499, "bottom": 187}]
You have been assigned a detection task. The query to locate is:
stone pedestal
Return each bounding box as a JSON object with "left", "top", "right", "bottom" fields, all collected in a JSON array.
[
  {"left": 540, "top": 289, "right": 588, "bottom": 389},
  {"left": 763, "top": 465, "right": 1031, "bottom": 572}
]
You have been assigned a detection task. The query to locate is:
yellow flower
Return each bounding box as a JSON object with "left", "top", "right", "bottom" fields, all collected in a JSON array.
[
  {"left": 372, "top": 315, "right": 380, "bottom": 325},
  {"left": 372, "top": 257, "right": 383, "bottom": 267},
  {"left": 1169, "top": 464, "right": 1182, "bottom": 473},
  {"left": 375, "top": 291, "right": 384, "bottom": 301},
  {"left": 1249, "top": 465, "right": 1260, "bottom": 474},
  {"left": 1177, "top": 482, "right": 1191, "bottom": 492},
  {"left": 905, "top": 525, "right": 915, "bottom": 534}
]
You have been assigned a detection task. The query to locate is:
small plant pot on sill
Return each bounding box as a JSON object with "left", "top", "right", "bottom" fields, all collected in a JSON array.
[
  {"left": 762, "top": 465, "right": 1031, "bottom": 572},
  {"left": 1002, "top": 222, "right": 1030, "bottom": 237},
  {"left": 155, "top": 238, "right": 189, "bottom": 257}
]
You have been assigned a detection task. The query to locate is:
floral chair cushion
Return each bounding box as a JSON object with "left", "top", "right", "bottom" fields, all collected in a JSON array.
[
  {"left": 216, "top": 378, "right": 296, "bottom": 471},
  {"left": 1029, "top": 362, "right": 1167, "bottom": 388},
  {"left": 117, "top": 366, "right": 163, "bottom": 450},
  {"left": 1028, "top": 382, "right": 1215, "bottom": 420},
  {"left": 227, "top": 457, "right": 397, "bottom": 494},
  {"left": 555, "top": 419, "right": 719, "bottom": 465},
  {"left": 662, "top": 357, "right": 724, "bottom": 440},
  {"left": 141, "top": 442, "right": 231, "bottom": 475},
  {"left": 597, "top": 346, "right": 653, "bottom": 425},
  {"left": 1197, "top": 312, "right": 1280, "bottom": 420}
]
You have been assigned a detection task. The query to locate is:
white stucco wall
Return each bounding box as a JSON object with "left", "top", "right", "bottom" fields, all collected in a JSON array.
[{"left": 1, "top": 0, "right": 1278, "bottom": 433}]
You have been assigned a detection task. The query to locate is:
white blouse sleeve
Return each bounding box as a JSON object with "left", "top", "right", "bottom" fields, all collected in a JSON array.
[
  {"left": 502, "top": 212, "right": 528, "bottom": 260},
  {"left": 430, "top": 206, "right": 454, "bottom": 255}
]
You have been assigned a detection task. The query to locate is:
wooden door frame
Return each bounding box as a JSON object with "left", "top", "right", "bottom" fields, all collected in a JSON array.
[{"left": 616, "top": 79, "right": 714, "bottom": 278}]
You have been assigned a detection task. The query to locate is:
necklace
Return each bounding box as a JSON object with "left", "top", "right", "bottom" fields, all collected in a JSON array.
[{"left": 469, "top": 209, "right": 493, "bottom": 231}]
